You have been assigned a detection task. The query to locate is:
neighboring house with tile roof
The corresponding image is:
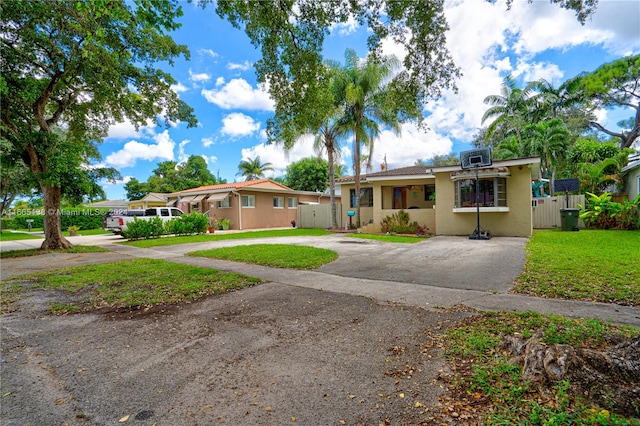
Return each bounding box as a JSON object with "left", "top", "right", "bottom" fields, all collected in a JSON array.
[
  {"left": 336, "top": 156, "right": 541, "bottom": 237},
  {"left": 166, "top": 179, "right": 334, "bottom": 230}
]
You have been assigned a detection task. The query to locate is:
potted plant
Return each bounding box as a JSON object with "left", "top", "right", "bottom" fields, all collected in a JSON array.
[
  {"left": 207, "top": 218, "right": 216, "bottom": 234},
  {"left": 217, "top": 217, "right": 231, "bottom": 230},
  {"left": 67, "top": 225, "right": 80, "bottom": 236}
]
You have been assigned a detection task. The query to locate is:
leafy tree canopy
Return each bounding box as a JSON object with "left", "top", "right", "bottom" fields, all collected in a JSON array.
[
  {"left": 574, "top": 55, "right": 640, "bottom": 149},
  {"left": 208, "top": 0, "right": 598, "bottom": 145},
  {"left": 124, "top": 156, "right": 219, "bottom": 200},
  {"left": 285, "top": 157, "right": 331, "bottom": 192},
  {"left": 1, "top": 0, "right": 196, "bottom": 248}
]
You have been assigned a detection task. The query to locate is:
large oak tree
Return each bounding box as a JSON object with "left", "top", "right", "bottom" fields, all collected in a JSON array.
[{"left": 1, "top": 0, "right": 196, "bottom": 249}]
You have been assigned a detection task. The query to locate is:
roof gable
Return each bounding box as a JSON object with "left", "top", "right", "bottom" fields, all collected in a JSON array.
[{"left": 176, "top": 178, "right": 293, "bottom": 195}]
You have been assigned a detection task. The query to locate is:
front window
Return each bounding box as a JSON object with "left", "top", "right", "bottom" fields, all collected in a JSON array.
[
  {"left": 217, "top": 195, "right": 232, "bottom": 208},
  {"left": 454, "top": 178, "right": 507, "bottom": 208},
  {"left": 273, "top": 196, "right": 284, "bottom": 208},
  {"left": 242, "top": 194, "right": 256, "bottom": 208},
  {"left": 288, "top": 197, "right": 298, "bottom": 208},
  {"left": 350, "top": 188, "right": 373, "bottom": 208}
]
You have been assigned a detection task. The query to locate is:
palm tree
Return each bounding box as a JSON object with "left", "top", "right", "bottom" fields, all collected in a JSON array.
[
  {"left": 338, "top": 48, "right": 401, "bottom": 227},
  {"left": 313, "top": 119, "right": 346, "bottom": 229},
  {"left": 482, "top": 75, "right": 535, "bottom": 146},
  {"left": 521, "top": 118, "right": 570, "bottom": 195},
  {"left": 236, "top": 156, "right": 274, "bottom": 181}
]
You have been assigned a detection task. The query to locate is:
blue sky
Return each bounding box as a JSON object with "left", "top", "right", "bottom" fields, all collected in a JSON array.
[{"left": 99, "top": 0, "right": 640, "bottom": 200}]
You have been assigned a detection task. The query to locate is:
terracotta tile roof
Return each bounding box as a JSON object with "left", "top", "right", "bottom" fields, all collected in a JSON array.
[{"left": 175, "top": 178, "right": 292, "bottom": 194}]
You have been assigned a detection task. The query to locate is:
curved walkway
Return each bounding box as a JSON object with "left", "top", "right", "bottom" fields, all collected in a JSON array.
[{"left": 2, "top": 233, "right": 638, "bottom": 327}]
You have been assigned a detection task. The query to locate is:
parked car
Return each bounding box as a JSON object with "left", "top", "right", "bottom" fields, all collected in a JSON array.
[{"left": 103, "top": 208, "right": 183, "bottom": 235}]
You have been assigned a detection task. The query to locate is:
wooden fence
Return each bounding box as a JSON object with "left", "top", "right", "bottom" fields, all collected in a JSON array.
[
  {"left": 298, "top": 203, "right": 343, "bottom": 229},
  {"left": 532, "top": 194, "right": 585, "bottom": 229}
]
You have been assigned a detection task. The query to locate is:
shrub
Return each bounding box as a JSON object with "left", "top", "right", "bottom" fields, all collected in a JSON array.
[
  {"left": 122, "top": 216, "right": 165, "bottom": 240},
  {"left": 165, "top": 213, "right": 208, "bottom": 235},
  {"left": 579, "top": 192, "right": 640, "bottom": 230},
  {"left": 1, "top": 218, "right": 15, "bottom": 230},
  {"left": 380, "top": 209, "right": 426, "bottom": 234}
]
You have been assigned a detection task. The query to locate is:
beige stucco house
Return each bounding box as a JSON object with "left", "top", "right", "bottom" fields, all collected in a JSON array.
[
  {"left": 128, "top": 192, "right": 168, "bottom": 210},
  {"left": 336, "top": 156, "right": 541, "bottom": 237},
  {"left": 622, "top": 154, "right": 640, "bottom": 202},
  {"left": 166, "top": 179, "right": 332, "bottom": 230}
]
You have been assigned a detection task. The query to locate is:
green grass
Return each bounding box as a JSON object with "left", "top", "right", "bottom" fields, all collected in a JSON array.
[
  {"left": 513, "top": 229, "right": 640, "bottom": 306},
  {"left": 0, "top": 245, "right": 110, "bottom": 259},
  {"left": 2, "top": 258, "right": 264, "bottom": 314},
  {"left": 0, "top": 231, "right": 43, "bottom": 241},
  {"left": 346, "top": 233, "right": 426, "bottom": 243},
  {"left": 441, "top": 311, "right": 639, "bottom": 424},
  {"left": 63, "top": 228, "right": 111, "bottom": 236},
  {"left": 123, "top": 228, "right": 333, "bottom": 248},
  {"left": 187, "top": 244, "right": 338, "bottom": 269}
]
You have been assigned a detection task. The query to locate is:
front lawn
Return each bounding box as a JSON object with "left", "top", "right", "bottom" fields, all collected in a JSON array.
[
  {"left": 123, "top": 228, "right": 332, "bottom": 248},
  {"left": 513, "top": 229, "right": 639, "bottom": 306},
  {"left": 187, "top": 244, "right": 338, "bottom": 269},
  {"left": 2, "top": 258, "right": 264, "bottom": 314},
  {"left": 0, "top": 245, "right": 110, "bottom": 259},
  {"left": 0, "top": 231, "right": 43, "bottom": 241}
]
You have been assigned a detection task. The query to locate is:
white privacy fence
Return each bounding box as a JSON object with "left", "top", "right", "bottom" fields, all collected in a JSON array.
[{"left": 532, "top": 195, "right": 585, "bottom": 229}]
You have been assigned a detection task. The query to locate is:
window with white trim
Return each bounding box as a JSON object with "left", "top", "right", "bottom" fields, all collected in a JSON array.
[
  {"left": 242, "top": 194, "right": 255, "bottom": 208},
  {"left": 273, "top": 196, "right": 284, "bottom": 208},
  {"left": 288, "top": 197, "right": 298, "bottom": 208},
  {"left": 454, "top": 178, "right": 507, "bottom": 208},
  {"left": 217, "top": 195, "right": 232, "bottom": 208}
]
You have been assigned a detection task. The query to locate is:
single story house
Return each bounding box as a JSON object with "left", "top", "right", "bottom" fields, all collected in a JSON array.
[
  {"left": 621, "top": 154, "right": 640, "bottom": 202},
  {"left": 166, "top": 178, "right": 333, "bottom": 230},
  {"left": 84, "top": 199, "right": 129, "bottom": 210},
  {"left": 336, "top": 156, "right": 541, "bottom": 237},
  {"left": 128, "top": 192, "right": 169, "bottom": 210}
]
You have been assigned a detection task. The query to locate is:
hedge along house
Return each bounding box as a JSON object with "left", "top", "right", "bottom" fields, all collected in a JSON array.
[
  {"left": 166, "top": 178, "right": 331, "bottom": 231},
  {"left": 336, "top": 156, "right": 541, "bottom": 237}
]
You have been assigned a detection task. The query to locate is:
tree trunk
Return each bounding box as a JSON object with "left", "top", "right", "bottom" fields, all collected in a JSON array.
[
  {"left": 354, "top": 139, "right": 361, "bottom": 229},
  {"left": 40, "top": 185, "right": 72, "bottom": 250},
  {"left": 328, "top": 148, "right": 338, "bottom": 229}
]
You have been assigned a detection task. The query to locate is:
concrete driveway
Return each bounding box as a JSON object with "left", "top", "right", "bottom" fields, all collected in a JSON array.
[{"left": 138, "top": 234, "right": 528, "bottom": 294}]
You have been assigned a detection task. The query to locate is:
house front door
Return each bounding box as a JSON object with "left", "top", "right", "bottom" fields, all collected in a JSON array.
[{"left": 393, "top": 187, "right": 407, "bottom": 209}]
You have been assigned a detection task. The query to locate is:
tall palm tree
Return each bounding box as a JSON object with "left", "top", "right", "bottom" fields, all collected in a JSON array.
[
  {"left": 314, "top": 119, "right": 345, "bottom": 229},
  {"left": 338, "top": 48, "right": 401, "bottom": 227},
  {"left": 482, "top": 75, "right": 535, "bottom": 146},
  {"left": 522, "top": 118, "right": 570, "bottom": 195},
  {"left": 236, "top": 156, "right": 274, "bottom": 181}
]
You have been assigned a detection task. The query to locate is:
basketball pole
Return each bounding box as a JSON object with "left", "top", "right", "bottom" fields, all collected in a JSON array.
[{"left": 475, "top": 165, "right": 480, "bottom": 237}]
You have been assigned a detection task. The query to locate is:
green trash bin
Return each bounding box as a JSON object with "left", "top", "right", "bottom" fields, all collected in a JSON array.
[{"left": 559, "top": 208, "right": 580, "bottom": 231}]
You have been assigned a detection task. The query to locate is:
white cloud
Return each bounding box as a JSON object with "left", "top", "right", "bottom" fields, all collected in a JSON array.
[
  {"left": 362, "top": 123, "right": 453, "bottom": 173},
  {"left": 201, "top": 78, "right": 274, "bottom": 111},
  {"left": 240, "top": 134, "right": 316, "bottom": 178},
  {"left": 178, "top": 139, "right": 190, "bottom": 163},
  {"left": 105, "top": 130, "right": 175, "bottom": 168},
  {"left": 171, "top": 82, "right": 188, "bottom": 93},
  {"left": 198, "top": 48, "right": 219, "bottom": 58},
  {"left": 227, "top": 60, "right": 251, "bottom": 71},
  {"left": 106, "top": 120, "right": 155, "bottom": 139},
  {"left": 215, "top": 76, "right": 225, "bottom": 86},
  {"left": 189, "top": 69, "right": 211, "bottom": 83},
  {"left": 220, "top": 113, "right": 261, "bottom": 137},
  {"left": 329, "top": 16, "right": 359, "bottom": 36},
  {"left": 202, "top": 137, "right": 216, "bottom": 147},
  {"left": 202, "top": 155, "right": 218, "bottom": 165}
]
